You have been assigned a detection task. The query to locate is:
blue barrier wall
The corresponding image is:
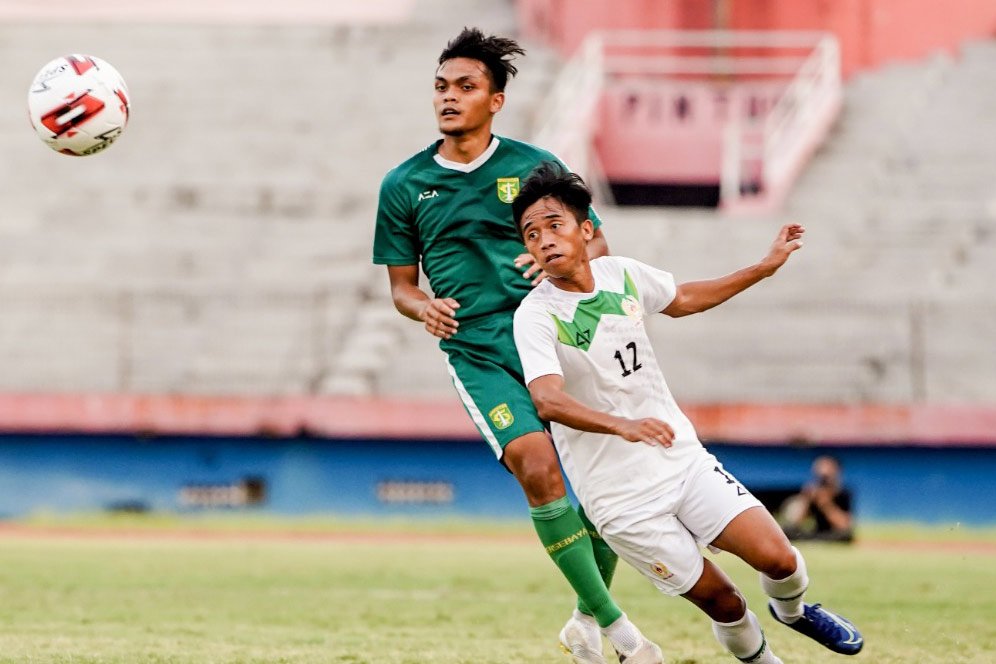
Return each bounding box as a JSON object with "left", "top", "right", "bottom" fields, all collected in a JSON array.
[{"left": 0, "top": 434, "right": 993, "bottom": 523}]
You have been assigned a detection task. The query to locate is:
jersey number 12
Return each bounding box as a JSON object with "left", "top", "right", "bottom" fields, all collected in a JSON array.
[{"left": 613, "top": 341, "right": 642, "bottom": 377}]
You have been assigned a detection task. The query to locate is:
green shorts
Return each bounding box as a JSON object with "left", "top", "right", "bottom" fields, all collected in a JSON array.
[{"left": 439, "top": 311, "right": 545, "bottom": 459}]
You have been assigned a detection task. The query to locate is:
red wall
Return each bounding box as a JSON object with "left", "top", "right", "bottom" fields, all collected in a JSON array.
[
  {"left": 595, "top": 81, "right": 785, "bottom": 183},
  {"left": 518, "top": 0, "right": 996, "bottom": 77},
  {"left": 2, "top": 393, "right": 995, "bottom": 444},
  {"left": 518, "top": 0, "right": 713, "bottom": 53}
]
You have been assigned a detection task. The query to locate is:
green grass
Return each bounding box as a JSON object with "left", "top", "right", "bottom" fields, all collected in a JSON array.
[
  {"left": 18, "top": 510, "right": 536, "bottom": 537},
  {"left": 0, "top": 518, "right": 993, "bottom": 663}
]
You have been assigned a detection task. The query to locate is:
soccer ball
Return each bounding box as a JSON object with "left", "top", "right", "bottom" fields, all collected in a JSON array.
[{"left": 27, "top": 54, "right": 130, "bottom": 156}]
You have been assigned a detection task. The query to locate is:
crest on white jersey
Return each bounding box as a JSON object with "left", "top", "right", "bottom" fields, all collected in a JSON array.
[{"left": 621, "top": 295, "right": 643, "bottom": 323}]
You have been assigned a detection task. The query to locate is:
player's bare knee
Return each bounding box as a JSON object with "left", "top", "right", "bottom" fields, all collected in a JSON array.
[
  {"left": 508, "top": 448, "right": 566, "bottom": 505},
  {"left": 512, "top": 456, "right": 563, "bottom": 503},
  {"left": 717, "top": 589, "right": 747, "bottom": 623},
  {"left": 700, "top": 588, "right": 746, "bottom": 623},
  {"left": 761, "top": 546, "right": 798, "bottom": 579},
  {"left": 685, "top": 566, "right": 746, "bottom": 623}
]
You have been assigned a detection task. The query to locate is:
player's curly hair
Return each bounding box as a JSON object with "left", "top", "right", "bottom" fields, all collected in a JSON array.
[
  {"left": 512, "top": 161, "right": 592, "bottom": 233},
  {"left": 438, "top": 27, "right": 525, "bottom": 92}
]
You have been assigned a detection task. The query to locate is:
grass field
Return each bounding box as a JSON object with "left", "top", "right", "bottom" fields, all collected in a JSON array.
[{"left": 0, "top": 517, "right": 993, "bottom": 663}]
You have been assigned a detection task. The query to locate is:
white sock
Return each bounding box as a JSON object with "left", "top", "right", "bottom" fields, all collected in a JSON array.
[
  {"left": 601, "top": 613, "right": 643, "bottom": 656},
  {"left": 759, "top": 546, "right": 808, "bottom": 623},
  {"left": 712, "top": 610, "right": 782, "bottom": 663}
]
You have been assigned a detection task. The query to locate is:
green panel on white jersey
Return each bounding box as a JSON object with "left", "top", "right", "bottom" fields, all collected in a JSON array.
[{"left": 551, "top": 270, "right": 639, "bottom": 352}]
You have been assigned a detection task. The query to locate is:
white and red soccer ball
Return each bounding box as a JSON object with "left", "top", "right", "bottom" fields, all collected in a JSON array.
[{"left": 27, "top": 54, "right": 130, "bottom": 156}]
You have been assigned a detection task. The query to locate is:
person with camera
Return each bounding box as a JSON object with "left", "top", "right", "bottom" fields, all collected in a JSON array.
[{"left": 782, "top": 456, "right": 854, "bottom": 543}]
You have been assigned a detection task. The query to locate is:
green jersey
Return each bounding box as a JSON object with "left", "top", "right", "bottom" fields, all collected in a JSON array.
[{"left": 373, "top": 136, "right": 601, "bottom": 323}]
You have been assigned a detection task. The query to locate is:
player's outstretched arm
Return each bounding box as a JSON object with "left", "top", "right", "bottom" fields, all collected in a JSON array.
[
  {"left": 527, "top": 374, "right": 674, "bottom": 447},
  {"left": 386, "top": 265, "right": 460, "bottom": 339},
  {"left": 662, "top": 223, "right": 804, "bottom": 318}
]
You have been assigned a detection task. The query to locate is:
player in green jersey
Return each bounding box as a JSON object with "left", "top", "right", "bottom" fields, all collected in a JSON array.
[{"left": 373, "top": 28, "right": 661, "bottom": 663}]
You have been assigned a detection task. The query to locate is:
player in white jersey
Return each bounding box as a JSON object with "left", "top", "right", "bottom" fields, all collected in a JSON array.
[{"left": 511, "top": 163, "right": 864, "bottom": 663}]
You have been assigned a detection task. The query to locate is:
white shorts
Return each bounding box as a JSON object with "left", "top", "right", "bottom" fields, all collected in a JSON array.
[{"left": 596, "top": 449, "right": 762, "bottom": 597}]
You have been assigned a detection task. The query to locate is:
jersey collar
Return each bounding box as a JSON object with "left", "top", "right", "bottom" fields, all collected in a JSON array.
[{"left": 433, "top": 137, "right": 500, "bottom": 173}]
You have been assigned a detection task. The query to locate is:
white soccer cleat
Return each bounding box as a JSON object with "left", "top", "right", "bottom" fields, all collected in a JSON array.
[
  {"left": 559, "top": 615, "right": 608, "bottom": 663},
  {"left": 613, "top": 638, "right": 664, "bottom": 664}
]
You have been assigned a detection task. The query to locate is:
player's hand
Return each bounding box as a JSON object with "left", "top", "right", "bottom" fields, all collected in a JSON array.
[
  {"left": 514, "top": 253, "right": 548, "bottom": 286},
  {"left": 615, "top": 417, "right": 675, "bottom": 447},
  {"left": 419, "top": 298, "right": 460, "bottom": 339},
  {"left": 760, "top": 223, "right": 805, "bottom": 275}
]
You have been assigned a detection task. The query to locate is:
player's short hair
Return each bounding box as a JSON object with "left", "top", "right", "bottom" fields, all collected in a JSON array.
[
  {"left": 512, "top": 161, "right": 592, "bottom": 233},
  {"left": 438, "top": 27, "right": 525, "bottom": 92}
]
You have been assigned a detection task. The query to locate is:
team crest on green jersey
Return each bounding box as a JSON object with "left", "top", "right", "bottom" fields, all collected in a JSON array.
[
  {"left": 496, "top": 177, "right": 520, "bottom": 203},
  {"left": 551, "top": 270, "right": 641, "bottom": 352},
  {"left": 489, "top": 403, "right": 515, "bottom": 430}
]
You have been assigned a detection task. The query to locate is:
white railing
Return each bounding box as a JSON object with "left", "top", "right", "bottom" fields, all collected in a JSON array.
[
  {"left": 534, "top": 30, "right": 842, "bottom": 211},
  {"left": 532, "top": 35, "right": 608, "bottom": 200},
  {"left": 719, "top": 33, "right": 841, "bottom": 209},
  {"left": 760, "top": 35, "right": 843, "bottom": 198}
]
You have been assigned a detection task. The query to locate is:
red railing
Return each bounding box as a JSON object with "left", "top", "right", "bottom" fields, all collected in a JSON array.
[{"left": 534, "top": 30, "right": 841, "bottom": 211}]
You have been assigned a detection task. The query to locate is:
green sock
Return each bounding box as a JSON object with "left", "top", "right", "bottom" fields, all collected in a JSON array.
[
  {"left": 530, "top": 496, "right": 623, "bottom": 628},
  {"left": 575, "top": 504, "right": 619, "bottom": 618}
]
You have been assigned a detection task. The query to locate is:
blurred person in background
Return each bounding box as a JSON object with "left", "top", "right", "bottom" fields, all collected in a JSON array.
[
  {"left": 781, "top": 456, "right": 854, "bottom": 543},
  {"left": 372, "top": 28, "right": 661, "bottom": 663}
]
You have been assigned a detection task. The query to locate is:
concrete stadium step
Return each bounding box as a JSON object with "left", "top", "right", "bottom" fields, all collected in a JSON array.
[
  {"left": 370, "top": 330, "right": 452, "bottom": 397},
  {"left": 648, "top": 305, "right": 916, "bottom": 402},
  {"left": 1, "top": 17, "right": 992, "bottom": 401}
]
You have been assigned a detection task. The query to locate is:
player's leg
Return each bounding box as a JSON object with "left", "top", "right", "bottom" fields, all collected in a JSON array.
[
  {"left": 599, "top": 482, "right": 778, "bottom": 664},
  {"left": 504, "top": 432, "right": 616, "bottom": 623},
  {"left": 503, "top": 434, "right": 660, "bottom": 663},
  {"left": 708, "top": 505, "right": 805, "bottom": 618},
  {"left": 707, "top": 484, "right": 863, "bottom": 655},
  {"left": 599, "top": 505, "right": 746, "bottom": 664},
  {"left": 682, "top": 559, "right": 782, "bottom": 664},
  {"left": 562, "top": 504, "right": 619, "bottom": 662},
  {"left": 441, "top": 338, "right": 657, "bottom": 662},
  {"left": 674, "top": 454, "right": 804, "bottom": 613},
  {"left": 576, "top": 503, "right": 619, "bottom": 615}
]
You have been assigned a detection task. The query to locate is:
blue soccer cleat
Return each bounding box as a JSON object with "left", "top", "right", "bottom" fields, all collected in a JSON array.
[{"left": 768, "top": 602, "right": 864, "bottom": 655}]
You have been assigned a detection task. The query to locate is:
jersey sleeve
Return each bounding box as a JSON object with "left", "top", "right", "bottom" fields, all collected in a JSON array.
[
  {"left": 624, "top": 257, "right": 678, "bottom": 313},
  {"left": 513, "top": 299, "right": 564, "bottom": 385},
  {"left": 372, "top": 170, "right": 419, "bottom": 265}
]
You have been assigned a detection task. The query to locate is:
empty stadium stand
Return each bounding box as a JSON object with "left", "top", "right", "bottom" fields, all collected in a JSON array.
[
  {"left": 603, "top": 42, "right": 996, "bottom": 403},
  {"left": 0, "top": 3, "right": 993, "bottom": 406},
  {"left": 0, "top": 1, "right": 555, "bottom": 395}
]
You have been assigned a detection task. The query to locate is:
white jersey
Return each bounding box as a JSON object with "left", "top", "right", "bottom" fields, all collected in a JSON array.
[{"left": 513, "top": 256, "right": 704, "bottom": 524}]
